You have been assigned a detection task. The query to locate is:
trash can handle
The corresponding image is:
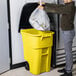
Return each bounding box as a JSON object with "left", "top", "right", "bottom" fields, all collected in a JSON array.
[{"left": 41, "top": 34, "right": 52, "bottom": 40}]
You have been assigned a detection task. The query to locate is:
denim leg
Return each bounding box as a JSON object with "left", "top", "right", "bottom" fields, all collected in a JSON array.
[{"left": 62, "top": 30, "right": 75, "bottom": 73}]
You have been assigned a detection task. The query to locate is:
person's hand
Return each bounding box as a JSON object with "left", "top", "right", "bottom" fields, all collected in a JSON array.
[
  {"left": 38, "top": 2, "right": 45, "bottom": 5},
  {"left": 68, "top": 0, "right": 72, "bottom": 3},
  {"left": 38, "top": 5, "right": 44, "bottom": 10}
]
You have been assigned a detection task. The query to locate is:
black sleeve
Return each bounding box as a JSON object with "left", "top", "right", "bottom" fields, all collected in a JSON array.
[{"left": 45, "top": 3, "right": 70, "bottom": 14}]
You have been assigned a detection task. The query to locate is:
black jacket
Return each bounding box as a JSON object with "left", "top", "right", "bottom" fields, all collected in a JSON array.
[{"left": 18, "top": 3, "right": 39, "bottom": 32}]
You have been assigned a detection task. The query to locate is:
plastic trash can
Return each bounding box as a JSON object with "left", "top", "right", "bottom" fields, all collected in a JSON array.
[{"left": 21, "top": 29, "right": 54, "bottom": 75}]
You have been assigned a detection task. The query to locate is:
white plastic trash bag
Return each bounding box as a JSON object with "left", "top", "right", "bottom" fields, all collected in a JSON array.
[{"left": 29, "top": 6, "right": 50, "bottom": 31}]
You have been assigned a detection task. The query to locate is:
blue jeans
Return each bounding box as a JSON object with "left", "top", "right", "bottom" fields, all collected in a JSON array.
[{"left": 62, "top": 29, "right": 75, "bottom": 73}]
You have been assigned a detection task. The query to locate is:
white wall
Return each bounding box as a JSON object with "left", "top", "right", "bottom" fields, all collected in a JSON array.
[
  {"left": 0, "top": 0, "right": 10, "bottom": 73},
  {"left": 10, "top": 0, "right": 26, "bottom": 64},
  {"left": 10, "top": 0, "right": 55, "bottom": 64}
]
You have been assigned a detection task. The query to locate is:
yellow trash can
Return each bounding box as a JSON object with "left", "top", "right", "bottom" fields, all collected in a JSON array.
[{"left": 21, "top": 29, "right": 54, "bottom": 75}]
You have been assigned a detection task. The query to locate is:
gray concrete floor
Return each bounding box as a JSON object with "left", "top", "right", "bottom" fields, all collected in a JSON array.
[{"left": 0, "top": 64, "right": 76, "bottom": 76}]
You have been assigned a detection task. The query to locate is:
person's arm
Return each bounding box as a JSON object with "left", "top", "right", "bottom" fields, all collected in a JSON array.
[{"left": 44, "top": 3, "right": 70, "bottom": 14}]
